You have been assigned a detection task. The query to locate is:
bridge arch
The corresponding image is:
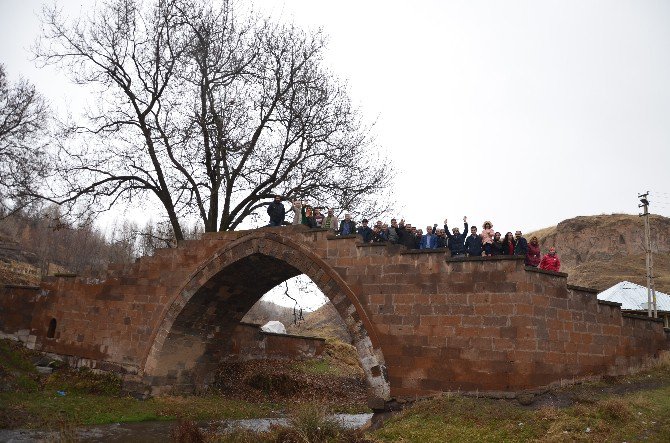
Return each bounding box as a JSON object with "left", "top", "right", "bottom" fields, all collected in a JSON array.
[{"left": 142, "top": 231, "right": 390, "bottom": 407}]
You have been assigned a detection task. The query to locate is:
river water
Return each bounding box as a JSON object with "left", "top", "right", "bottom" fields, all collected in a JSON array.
[{"left": 0, "top": 413, "right": 375, "bottom": 442}]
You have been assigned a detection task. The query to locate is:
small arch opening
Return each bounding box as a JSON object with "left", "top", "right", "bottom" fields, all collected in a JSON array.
[{"left": 47, "top": 318, "right": 57, "bottom": 339}]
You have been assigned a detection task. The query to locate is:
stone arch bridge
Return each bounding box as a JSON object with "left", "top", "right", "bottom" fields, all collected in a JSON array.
[{"left": 1, "top": 226, "right": 668, "bottom": 409}]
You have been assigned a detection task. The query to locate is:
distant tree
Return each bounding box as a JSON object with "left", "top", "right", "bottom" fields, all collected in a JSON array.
[
  {"left": 108, "top": 219, "right": 140, "bottom": 264},
  {"left": 36, "top": 0, "right": 393, "bottom": 241},
  {"left": 0, "top": 63, "right": 50, "bottom": 214},
  {"left": 138, "top": 220, "right": 177, "bottom": 256}
]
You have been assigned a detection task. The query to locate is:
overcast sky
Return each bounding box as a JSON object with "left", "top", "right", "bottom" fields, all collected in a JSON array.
[{"left": 1, "top": 0, "right": 669, "bottom": 235}]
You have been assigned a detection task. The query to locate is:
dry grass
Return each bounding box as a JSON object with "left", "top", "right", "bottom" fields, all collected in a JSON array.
[
  {"left": 171, "top": 420, "right": 207, "bottom": 443},
  {"left": 372, "top": 359, "right": 670, "bottom": 442},
  {"left": 597, "top": 397, "right": 633, "bottom": 421}
]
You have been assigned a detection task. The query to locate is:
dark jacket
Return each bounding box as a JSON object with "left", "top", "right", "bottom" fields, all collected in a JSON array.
[
  {"left": 267, "top": 201, "right": 286, "bottom": 223},
  {"left": 445, "top": 222, "right": 468, "bottom": 255},
  {"left": 397, "top": 225, "right": 417, "bottom": 249},
  {"left": 465, "top": 234, "right": 483, "bottom": 257},
  {"left": 373, "top": 229, "right": 388, "bottom": 243},
  {"left": 357, "top": 226, "right": 373, "bottom": 243},
  {"left": 301, "top": 207, "right": 316, "bottom": 228},
  {"left": 303, "top": 216, "right": 317, "bottom": 228},
  {"left": 491, "top": 240, "right": 504, "bottom": 256},
  {"left": 514, "top": 236, "right": 528, "bottom": 256},
  {"left": 338, "top": 219, "right": 356, "bottom": 235},
  {"left": 502, "top": 238, "right": 516, "bottom": 255}
]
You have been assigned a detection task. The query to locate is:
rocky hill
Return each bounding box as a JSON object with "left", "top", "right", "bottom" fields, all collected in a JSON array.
[{"left": 528, "top": 214, "right": 670, "bottom": 293}]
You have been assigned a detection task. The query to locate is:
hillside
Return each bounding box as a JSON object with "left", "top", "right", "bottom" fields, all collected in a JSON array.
[
  {"left": 287, "top": 302, "right": 351, "bottom": 342},
  {"left": 243, "top": 299, "right": 351, "bottom": 343},
  {"left": 0, "top": 241, "right": 69, "bottom": 286},
  {"left": 528, "top": 214, "right": 670, "bottom": 293}
]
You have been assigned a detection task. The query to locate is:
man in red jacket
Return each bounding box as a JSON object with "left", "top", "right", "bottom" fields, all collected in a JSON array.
[{"left": 539, "top": 247, "right": 561, "bottom": 272}]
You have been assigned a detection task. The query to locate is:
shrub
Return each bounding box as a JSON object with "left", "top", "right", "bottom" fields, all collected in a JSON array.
[
  {"left": 170, "top": 419, "right": 206, "bottom": 443},
  {"left": 282, "top": 404, "right": 345, "bottom": 442},
  {"left": 597, "top": 398, "right": 633, "bottom": 421}
]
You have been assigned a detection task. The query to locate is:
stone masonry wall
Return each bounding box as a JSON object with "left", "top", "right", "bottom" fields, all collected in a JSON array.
[
  {"left": 0, "top": 225, "right": 668, "bottom": 407},
  {"left": 228, "top": 322, "right": 325, "bottom": 361},
  {"left": 0, "top": 285, "right": 40, "bottom": 347}
]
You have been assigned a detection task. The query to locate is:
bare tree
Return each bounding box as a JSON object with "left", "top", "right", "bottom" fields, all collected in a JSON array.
[
  {"left": 0, "top": 64, "right": 50, "bottom": 214},
  {"left": 35, "top": 0, "right": 393, "bottom": 240}
]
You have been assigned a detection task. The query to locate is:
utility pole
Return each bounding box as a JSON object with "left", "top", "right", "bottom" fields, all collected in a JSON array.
[{"left": 638, "top": 192, "right": 657, "bottom": 318}]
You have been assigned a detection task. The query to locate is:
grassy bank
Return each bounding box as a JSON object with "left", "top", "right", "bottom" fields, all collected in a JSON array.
[
  {"left": 0, "top": 338, "right": 367, "bottom": 430},
  {"left": 0, "top": 390, "right": 284, "bottom": 429},
  {"left": 372, "top": 387, "right": 670, "bottom": 442},
  {"left": 371, "top": 355, "right": 670, "bottom": 443},
  {"left": 4, "top": 337, "right": 670, "bottom": 442}
]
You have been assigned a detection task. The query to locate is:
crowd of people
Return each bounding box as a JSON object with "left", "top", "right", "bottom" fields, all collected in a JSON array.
[{"left": 266, "top": 196, "right": 561, "bottom": 272}]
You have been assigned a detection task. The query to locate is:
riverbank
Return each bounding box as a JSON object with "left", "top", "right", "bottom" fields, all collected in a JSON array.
[
  {"left": 3, "top": 338, "right": 670, "bottom": 442},
  {"left": 0, "top": 338, "right": 369, "bottom": 430}
]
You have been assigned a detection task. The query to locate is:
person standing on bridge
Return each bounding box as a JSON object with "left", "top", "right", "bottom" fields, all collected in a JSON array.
[
  {"left": 420, "top": 224, "right": 438, "bottom": 249},
  {"left": 502, "top": 232, "right": 516, "bottom": 255},
  {"left": 301, "top": 205, "right": 317, "bottom": 228},
  {"left": 465, "top": 225, "right": 483, "bottom": 256},
  {"left": 435, "top": 228, "right": 448, "bottom": 248},
  {"left": 445, "top": 216, "right": 468, "bottom": 256},
  {"left": 338, "top": 213, "right": 356, "bottom": 235},
  {"left": 514, "top": 231, "right": 529, "bottom": 257},
  {"left": 322, "top": 208, "right": 339, "bottom": 232},
  {"left": 397, "top": 220, "right": 419, "bottom": 249},
  {"left": 539, "top": 247, "right": 561, "bottom": 272},
  {"left": 313, "top": 208, "right": 325, "bottom": 227},
  {"left": 387, "top": 218, "right": 400, "bottom": 244},
  {"left": 526, "top": 236, "right": 542, "bottom": 267},
  {"left": 372, "top": 224, "right": 388, "bottom": 242},
  {"left": 291, "top": 200, "right": 303, "bottom": 225},
  {"left": 357, "top": 219, "right": 373, "bottom": 243},
  {"left": 491, "top": 232, "right": 504, "bottom": 255},
  {"left": 481, "top": 221, "right": 495, "bottom": 256},
  {"left": 266, "top": 195, "right": 286, "bottom": 227}
]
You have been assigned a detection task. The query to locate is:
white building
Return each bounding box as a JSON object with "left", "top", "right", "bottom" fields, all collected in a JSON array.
[{"left": 598, "top": 281, "right": 670, "bottom": 328}]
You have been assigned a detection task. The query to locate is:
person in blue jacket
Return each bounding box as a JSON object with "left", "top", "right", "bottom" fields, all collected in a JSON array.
[
  {"left": 420, "top": 224, "right": 438, "bottom": 249},
  {"left": 465, "top": 225, "right": 483, "bottom": 256},
  {"left": 444, "top": 216, "right": 468, "bottom": 256}
]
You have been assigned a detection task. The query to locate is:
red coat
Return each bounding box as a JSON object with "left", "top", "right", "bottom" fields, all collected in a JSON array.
[
  {"left": 539, "top": 254, "right": 561, "bottom": 272},
  {"left": 526, "top": 243, "right": 541, "bottom": 267}
]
